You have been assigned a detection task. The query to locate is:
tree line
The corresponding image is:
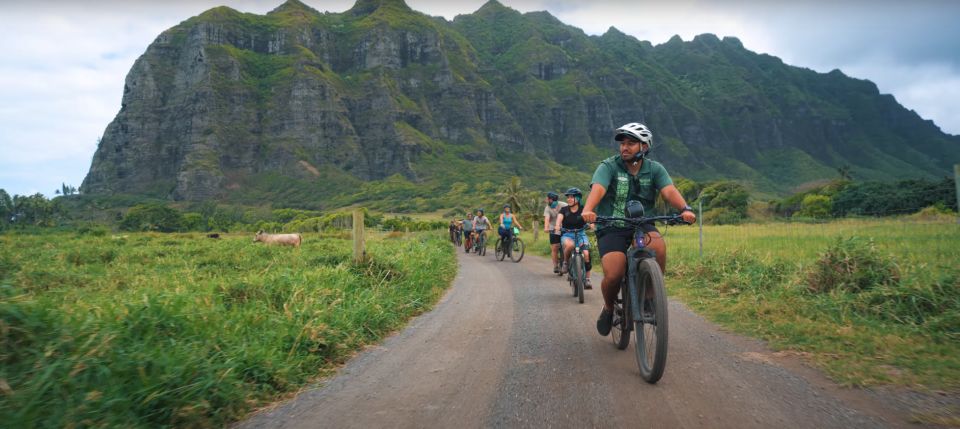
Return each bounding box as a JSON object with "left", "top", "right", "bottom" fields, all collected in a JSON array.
[{"left": 1, "top": 176, "right": 955, "bottom": 232}]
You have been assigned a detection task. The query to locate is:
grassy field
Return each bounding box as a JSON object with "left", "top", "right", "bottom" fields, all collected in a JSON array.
[
  {"left": 525, "top": 218, "right": 959, "bottom": 391},
  {"left": 0, "top": 230, "right": 456, "bottom": 428}
]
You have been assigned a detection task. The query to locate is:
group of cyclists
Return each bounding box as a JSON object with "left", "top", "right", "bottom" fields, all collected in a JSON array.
[
  {"left": 449, "top": 122, "right": 698, "bottom": 338},
  {"left": 448, "top": 205, "right": 525, "bottom": 254}
]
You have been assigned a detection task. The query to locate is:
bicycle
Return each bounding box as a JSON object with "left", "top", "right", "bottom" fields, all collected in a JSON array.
[
  {"left": 473, "top": 231, "right": 487, "bottom": 256},
  {"left": 595, "top": 202, "right": 688, "bottom": 384},
  {"left": 560, "top": 227, "right": 589, "bottom": 304},
  {"left": 495, "top": 226, "right": 525, "bottom": 262},
  {"left": 450, "top": 229, "right": 462, "bottom": 247}
]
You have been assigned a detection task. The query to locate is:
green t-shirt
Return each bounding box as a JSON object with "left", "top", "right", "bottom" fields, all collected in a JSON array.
[{"left": 590, "top": 156, "right": 673, "bottom": 228}]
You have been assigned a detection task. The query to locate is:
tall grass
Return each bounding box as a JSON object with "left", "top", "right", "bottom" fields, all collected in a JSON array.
[
  {"left": 663, "top": 218, "right": 959, "bottom": 389},
  {"left": 0, "top": 231, "right": 455, "bottom": 427}
]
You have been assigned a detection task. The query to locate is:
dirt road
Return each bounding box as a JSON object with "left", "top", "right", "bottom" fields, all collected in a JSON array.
[{"left": 238, "top": 251, "right": 925, "bottom": 428}]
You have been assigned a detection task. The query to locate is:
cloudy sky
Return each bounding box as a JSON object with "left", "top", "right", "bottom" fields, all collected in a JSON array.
[{"left": 2, "top": 0, "right": 958, "bottom": 197}]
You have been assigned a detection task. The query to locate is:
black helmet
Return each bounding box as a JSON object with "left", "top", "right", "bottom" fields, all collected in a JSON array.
[
  {"left": 503, "top": 204, "right": 511, "bottom": 209},
  {"left": 477, "top": 208, "right": 484, "bottom": 215},
  {"left": 546, "top": 192, "right": 559, "bottom": 201},
  {"left": 564, "top": 187, "right": 583, "bottom": 205}
]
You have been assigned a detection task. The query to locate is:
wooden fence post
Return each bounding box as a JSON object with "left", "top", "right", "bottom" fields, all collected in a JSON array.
[
  {"left": 954, "top": 164, "right": 960, "bottom": 224},
  {"left": 532, "top": 220, "right": 539, "bottom": 242},
  {"left": 353, "top": 209, "right": 366, "bottom": 263},
  {"left": 698, "top": 199, "right": 704, "bottom": 259}
]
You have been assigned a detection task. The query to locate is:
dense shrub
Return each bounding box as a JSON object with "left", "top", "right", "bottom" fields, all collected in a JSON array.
[
  {"left": 797, "top": 194, "right": 832, "bottom": 219},
  {"left": 806, "top": 237, "right": 900, "bottom": 293},
  {"left": 831, "top": 178, "right": 956, "bottom": 217},
  {"left": 702, "top": 207, "right": 743, "bottom": 225},
  {"left": 119, "top": 204, "right": 184, "bottom": 232}
]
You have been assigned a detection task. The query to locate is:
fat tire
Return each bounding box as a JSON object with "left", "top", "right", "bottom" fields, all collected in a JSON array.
[{"left": 634, "top": 258, "right": 669, "bottom": 384}]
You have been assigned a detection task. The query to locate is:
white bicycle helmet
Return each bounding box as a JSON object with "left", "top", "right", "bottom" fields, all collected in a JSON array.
[{"left": 614, "top": 122, "right": 653, "bottom": 146}]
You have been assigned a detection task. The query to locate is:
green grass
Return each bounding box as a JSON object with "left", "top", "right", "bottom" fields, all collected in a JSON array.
[
  {"left": 0, "top": 230, "right": 456, "bottom": 427},
  {"left": 524, "top": 217, "right": 959, "bottom": 390},
  {"left": 663, "top": 218, "right": 959, "bottom": 390}
]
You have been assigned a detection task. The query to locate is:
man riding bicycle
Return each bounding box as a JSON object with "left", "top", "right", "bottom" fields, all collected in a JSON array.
[
  {"left": 555, "top": 187, "right": 593, "bottom": 289},
  {"left": 462, "top": 215, "right": 475, "bottom": 252},
  {"left": 473, "top": 208, "right": 492, "bottom": 248},
  {"left": 543, "top": 192, "right": 567, "bottom": 273},
  {"left": 581, "top": 122, "right": 696, "bottom": 337}
]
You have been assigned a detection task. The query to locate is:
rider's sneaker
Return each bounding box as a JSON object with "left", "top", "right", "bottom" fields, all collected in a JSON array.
[
  {"left": 584, "top": 278, "right": 593, "bottom": 290},
  {"left": 560, "top": 263, "right": 568, "bottom": 275},
  {"left": 596, "top": 308, "right": 614, "bottom": 336},
  {"left": 553, "top": 264, "right": 559, "bottom": 274}
]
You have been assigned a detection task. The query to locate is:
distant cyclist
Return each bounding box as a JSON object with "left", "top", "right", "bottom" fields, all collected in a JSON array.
[
  {"left": 581, "top": 122, "right": 696, "bottom": 336},
  {"left": 555, "top": 187, "right": 593, "bottom": 289},
  {"left": 498, "top": 204, "right": 523, "bottom": 251},
  {"left": 462, "top": 215, "right": 475, "bottom": 252},
  {"left": 543, "top": 192, "right": 567, "bottom": 273},
  {"left": 448, "top": 217, "right": 461, "bottom": 244},
  {"left": 473, "top": 208, "right": 493, "bottom": 246}
]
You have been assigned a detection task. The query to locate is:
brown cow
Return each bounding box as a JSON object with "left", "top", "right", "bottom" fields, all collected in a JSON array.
[{"left": 253, "top": 230, "right": 302, "bottom": 248}]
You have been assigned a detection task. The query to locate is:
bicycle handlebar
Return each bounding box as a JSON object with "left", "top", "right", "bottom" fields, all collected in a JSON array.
[{"left": 595, "top": 214, "right": 690, "bottom": 227}]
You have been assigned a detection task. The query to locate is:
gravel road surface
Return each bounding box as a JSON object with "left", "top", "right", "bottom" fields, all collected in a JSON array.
[{"left": 238, "top": 250, "right": 935, "bottom": 428}]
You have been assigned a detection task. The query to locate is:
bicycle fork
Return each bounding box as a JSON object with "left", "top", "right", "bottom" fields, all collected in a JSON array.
[{"left": 626, "top": 248, "right": 644, "bottom": 324}]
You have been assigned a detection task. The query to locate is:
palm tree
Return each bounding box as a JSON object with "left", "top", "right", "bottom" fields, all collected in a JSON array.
[{"left": 497, "top": 176, "right": 526, "bottom": 211}]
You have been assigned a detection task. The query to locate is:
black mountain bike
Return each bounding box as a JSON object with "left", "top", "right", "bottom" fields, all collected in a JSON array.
[
  {"left": 596, "top": 201, "right": 688, "bottom": 384},
  {"left": 473, "top": 231, "right": 487, "bottom": 256},
  {"left": 495, "top": 227, "right": 524, "bottom": 262},
  {"left": 560, "top": 227, "right": 589, "bottom": 304},
  {"left": 451, "top": 229, "right": 462, "bottom": 247}
]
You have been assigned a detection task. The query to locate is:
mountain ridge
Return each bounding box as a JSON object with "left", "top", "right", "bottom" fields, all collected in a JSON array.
[{"left": 80, "top": 0, "right": 959, "bottom": 210}]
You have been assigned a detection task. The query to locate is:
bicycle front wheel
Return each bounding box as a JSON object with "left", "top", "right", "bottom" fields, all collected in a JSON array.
[
  {"left": 479, "top": 235, "right": 486, "bottom": 256},
  {"left": 510, "top": 238, "right": 524, "bottom": 262},
  {"left": 634, "top": 258, "right": 668, "bottom": 383},
  {"left": 495, "top": 239, "right": 505, "bottom": 261},
  {"left": 572, "top": 254, "right": 584, "bottom": 303}
]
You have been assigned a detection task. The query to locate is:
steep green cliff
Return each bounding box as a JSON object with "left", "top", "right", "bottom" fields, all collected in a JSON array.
[{"left": 81, "top": 0, "right": 959, "bottom": 209}]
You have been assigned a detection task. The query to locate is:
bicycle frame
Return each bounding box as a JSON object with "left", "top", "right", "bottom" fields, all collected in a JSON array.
[
  {"left": 596, "top": 214, "right": 684, "bottom": 327},
  {"left": 560, "top": 227, "right": 589, "bottom": 270}
]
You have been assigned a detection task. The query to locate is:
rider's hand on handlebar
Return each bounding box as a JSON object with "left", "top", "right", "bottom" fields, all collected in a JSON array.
[
  {"left": 583, "top": 210, "right": 597, "bottom": 223},
  {"left": 681, "top": 210, "right": 696, "bottom": 225}
]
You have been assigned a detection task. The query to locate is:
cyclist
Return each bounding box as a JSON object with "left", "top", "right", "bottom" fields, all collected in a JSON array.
[
  {"left": 498, "top": 204, "right": 523, "bottom": 254},
  {"left": 555, "top": 187, "right": 593, "bottom": 289},
  {"left": 462, "top": 214, "right": 475, "bottom": 252},
  {"left": 473, "top": 208, "right": 493, "bottom": 249},
  {"left": 543, "top": 192, "right": 567, "bottom": 273},
  {"left": 581, "top": 122, "right": 696, "bottom": 336},
  {"left": 448, "top": 217, "right": 461, "bottom": 244}
]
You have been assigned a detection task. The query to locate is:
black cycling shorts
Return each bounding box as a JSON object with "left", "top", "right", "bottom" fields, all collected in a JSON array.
[
  {"left": 597, "top": 225, "right": 659, "bottom": 258},
  {"left": 549, "top": 233, "right": 561, "bottom": 245}
]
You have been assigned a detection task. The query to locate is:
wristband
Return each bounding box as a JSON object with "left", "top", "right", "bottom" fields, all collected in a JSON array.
[{"left": 682, "top": 205, "right": 694, "bottom": 213}]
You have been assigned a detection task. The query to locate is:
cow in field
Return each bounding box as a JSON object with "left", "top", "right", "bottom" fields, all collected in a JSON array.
[{"left": 253, "top": 230, "right": 302, "bottom": 248}]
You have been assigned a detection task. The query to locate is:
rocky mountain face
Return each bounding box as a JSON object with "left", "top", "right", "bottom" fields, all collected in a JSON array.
[{"left": 81, "top": 0, "right": 959, "bottom": 206}]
